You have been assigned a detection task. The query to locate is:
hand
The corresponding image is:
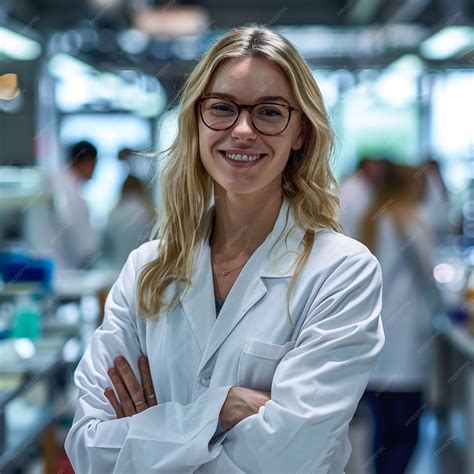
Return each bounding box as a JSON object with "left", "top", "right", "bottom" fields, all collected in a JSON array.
[
  {"left": 219, "top": 386, "right": 271, "bottom": 431},
  {"left": 104, "top": 355, "right": 158, "bottom": 418}
]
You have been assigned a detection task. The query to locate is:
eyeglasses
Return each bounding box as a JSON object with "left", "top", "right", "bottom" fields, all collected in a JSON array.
[{"left": 196, "top": 95, "right": 302, "bottom": 136}]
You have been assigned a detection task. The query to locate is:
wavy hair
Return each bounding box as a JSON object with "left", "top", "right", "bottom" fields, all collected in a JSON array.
[
  {"left": 138, "top": 25, "right": 340, "bottom": 321},
  {"left": 358, "top": 163, "right": 427, "bottom": 254}
]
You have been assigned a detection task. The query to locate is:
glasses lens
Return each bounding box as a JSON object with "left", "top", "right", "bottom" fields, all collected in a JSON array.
[
  {"left": 201, "top": 98, "right": 238, "bottom": 130},
  {"left": 253, "top": 103, "right": 290, "bottom": 135}
]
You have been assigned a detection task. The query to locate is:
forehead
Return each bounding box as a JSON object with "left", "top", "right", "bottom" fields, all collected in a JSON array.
[{"left": 205, "top": 56, "right": 295, "bottom": 103}]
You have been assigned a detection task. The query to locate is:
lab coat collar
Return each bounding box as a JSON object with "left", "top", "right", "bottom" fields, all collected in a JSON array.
[{"left": 179, "top": 196, "right": 306, "bottom": 366}]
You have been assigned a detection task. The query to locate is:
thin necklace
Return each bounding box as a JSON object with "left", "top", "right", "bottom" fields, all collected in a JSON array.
[{"left": 212, "top": 255, "right": 250, "bottom": 277}]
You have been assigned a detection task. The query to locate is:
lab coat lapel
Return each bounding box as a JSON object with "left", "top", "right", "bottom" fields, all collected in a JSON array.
[
  {"left": 179, "top": 209, "right": 217, "bottom": 354},
  {"left": 198, "top": 197, "right": 306, "bottom": 371}
]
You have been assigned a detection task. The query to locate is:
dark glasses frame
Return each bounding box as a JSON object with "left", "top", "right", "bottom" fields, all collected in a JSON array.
[{"left": 196, "top": 94, "right": 302, "bottom": 136}]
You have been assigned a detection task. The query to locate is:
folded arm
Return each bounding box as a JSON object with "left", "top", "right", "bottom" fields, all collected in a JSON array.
[
  {"left": 197, "top": 252, "right": 384, "bottom": 474},
  {"left": 64, "top": 249, "right": 233, "bottom": 473}
]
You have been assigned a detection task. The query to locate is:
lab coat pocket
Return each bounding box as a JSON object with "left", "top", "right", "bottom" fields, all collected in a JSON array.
[{"left": 238, "top": 340, "right": 296, "bottom": 391}]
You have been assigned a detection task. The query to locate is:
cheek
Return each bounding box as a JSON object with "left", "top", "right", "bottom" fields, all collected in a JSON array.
[
  {"left": 271, "top": 137, "right": 294, "bottom": 161},
  {"left": 198, "top": 124, "right": 221, "bottom": 155}
]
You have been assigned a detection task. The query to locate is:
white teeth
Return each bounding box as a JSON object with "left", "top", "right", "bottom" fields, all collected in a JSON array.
[{"left": 224, "top": 152, "right": 263, "bottom": 162}]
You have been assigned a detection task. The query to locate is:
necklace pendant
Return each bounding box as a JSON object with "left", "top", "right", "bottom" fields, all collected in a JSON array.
[{"left": 222, "top": 271, "right": 229, "bottom": 277}]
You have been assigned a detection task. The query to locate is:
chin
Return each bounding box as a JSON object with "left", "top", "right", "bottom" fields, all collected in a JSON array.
[{"left": 214, "top": 178, "right": 263, "bottom": 195}]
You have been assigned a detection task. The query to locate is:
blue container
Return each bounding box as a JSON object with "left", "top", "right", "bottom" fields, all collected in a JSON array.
[{"left": 0, "top": 252, "right": 54, "bottom": 289}]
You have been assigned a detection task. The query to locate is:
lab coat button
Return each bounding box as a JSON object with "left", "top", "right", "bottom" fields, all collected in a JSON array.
[{"left": 200, "top": 374, "right": 211, "bottom": 386}]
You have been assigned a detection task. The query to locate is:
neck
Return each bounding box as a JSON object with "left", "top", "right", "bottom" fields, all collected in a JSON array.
[{"left": 210, "top": 188, "right": 283, "bottom": 262}]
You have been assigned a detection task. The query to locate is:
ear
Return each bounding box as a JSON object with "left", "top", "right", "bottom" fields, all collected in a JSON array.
[{"left": 291, "top": 115, "right": 307, "bottom": 151}]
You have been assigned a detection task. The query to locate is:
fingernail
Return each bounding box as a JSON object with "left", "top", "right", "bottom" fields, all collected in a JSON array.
[{"left": 116, "top": 357, "right": 124, "bottom": 365}]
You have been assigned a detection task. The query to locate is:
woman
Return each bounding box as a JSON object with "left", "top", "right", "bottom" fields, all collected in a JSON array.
[
  {"left": 65, "top": 26, "right": 384, "bottom": 473},
  {"left": 359, "top": 163, "right": 436, "bottom": 474}
]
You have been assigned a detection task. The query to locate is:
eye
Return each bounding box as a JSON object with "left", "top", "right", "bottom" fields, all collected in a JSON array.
[
  {"left": 206, "top": 101, "right": 236, "bottom": 116},
  {"left": 258, "top": 107, "right": 282, "bottom": 117},
  {"left": 254, "top": 104, "right": 287, "bottom": 122},
  {"left": 212, "top": 103, "right": 232, "bottom": 111}
]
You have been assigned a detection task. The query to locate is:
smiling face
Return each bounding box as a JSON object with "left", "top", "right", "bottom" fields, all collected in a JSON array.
[{"left": 198, "top": 56, "right": 306, "bottom": 197}]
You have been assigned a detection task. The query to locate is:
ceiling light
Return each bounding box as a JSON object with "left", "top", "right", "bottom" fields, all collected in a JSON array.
[
  {"left": 48, "top": 53, "right": 95, "bottom": 79},
  {"left": 420, "top": 26, "right": 473, "bottom": 59},
  {"left": 0, "top": 27, "right": 42, "bottom": 60}
]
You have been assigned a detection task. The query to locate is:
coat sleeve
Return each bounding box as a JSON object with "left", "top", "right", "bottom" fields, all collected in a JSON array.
[
  {"left": 197, "top": 251, "right": 385, "bottom": 474},
  {"left": 64, "top": 248, "right": 233, "bottom": 474}
]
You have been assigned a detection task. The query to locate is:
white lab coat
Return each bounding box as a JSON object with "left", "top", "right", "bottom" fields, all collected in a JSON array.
[
  {"left": 65, "top": 197, "right": 384, "bottom": 474},
  {"left": 368, "top": 212, "right": 435, "bottom": 391},
  {"left": 23, "top": 168, "right": 100, "bottom": 269}
]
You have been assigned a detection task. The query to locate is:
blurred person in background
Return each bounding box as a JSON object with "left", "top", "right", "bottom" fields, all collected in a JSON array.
[
  {"left": 419, "top": 158, "right": 451, "bottom": 244},
  {"left": 24, "top": 140, "right": 101, "bottom": 269},
  {"left": 104, "top": 174, "right": 153, "bottom": 269},
  {"left": 338, "top": 156, "right": 388, "bottom": 239},
  {"left": 359, "top": 163, "right": 439, "bottom": 474}
]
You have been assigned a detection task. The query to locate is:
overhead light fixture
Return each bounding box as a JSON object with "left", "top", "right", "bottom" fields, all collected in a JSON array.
[
  {"left": 0, "top": 27, "right": 42, "bottom": 61},
  {"left": 88, "top": 0, "right": 121, "bottom": 6},
  {"left": 420, "top": 26, "right": 473, "bottom": 60},
  {"left": 387, "top": 54, "right": 424, "bottom": 76},
  {"left": 48, "top": 53, "right": 95, "bottom": 79},
  {"left": 134, "top": 6, "right": 209, "bottom": 37}
]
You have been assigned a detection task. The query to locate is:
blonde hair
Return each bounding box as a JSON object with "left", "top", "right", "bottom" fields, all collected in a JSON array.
[
  {"left": 359, "top": 163, "right": 427, "bottom": 253},
  {"left": 138, "top": 25, "right": 340, "bottom": 321}
]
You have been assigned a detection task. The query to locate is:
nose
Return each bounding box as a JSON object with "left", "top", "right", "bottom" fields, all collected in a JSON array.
[{"left": 231, "top": 110, "right": 256, "bottom": 140}]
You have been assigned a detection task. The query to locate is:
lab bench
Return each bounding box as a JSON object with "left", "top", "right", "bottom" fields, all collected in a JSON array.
[{"left": 0, "top": 324, "right": 82, "bottom": 473}]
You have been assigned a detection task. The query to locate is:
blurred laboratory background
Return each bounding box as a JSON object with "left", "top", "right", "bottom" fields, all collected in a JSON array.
[{"left": 0, "top": 0, "right": 473, "bottom": 473}]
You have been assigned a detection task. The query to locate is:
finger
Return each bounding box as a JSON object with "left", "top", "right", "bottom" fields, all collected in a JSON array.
[
  {"left": 138, "top": 355, "right": 158, "bottom": 406},
  {"left": 108, "top": 367, "right": 136, "bottom": 416},
  {"left": 104, "top": 387, "right": 124, "bottom": 418},
  {"left": 114, "top": 357, "right": 147, "bottom": 413}
]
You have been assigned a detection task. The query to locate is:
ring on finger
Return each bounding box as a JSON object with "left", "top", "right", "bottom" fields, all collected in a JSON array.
[
  {"left": 145, "top": 394, "right": 156, "bottom": 401},
  {"left": 134, "top": 400, "right": 145, "bottom": 408}
]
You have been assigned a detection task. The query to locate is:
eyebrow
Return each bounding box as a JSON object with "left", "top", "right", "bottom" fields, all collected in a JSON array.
[{"left": 206, "top": 92, "right": 291, "bottom": 104}]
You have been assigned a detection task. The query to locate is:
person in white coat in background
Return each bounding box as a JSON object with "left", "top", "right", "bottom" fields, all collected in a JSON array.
[
  {"left": 359, "top": 163, "right": 438, "bottom": 474},
  {"left": 24, "top": 140, "right": 101, "bottom": 269},
  {"left": 65, "top": 26, "right": 384, "bottom": 473}
]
